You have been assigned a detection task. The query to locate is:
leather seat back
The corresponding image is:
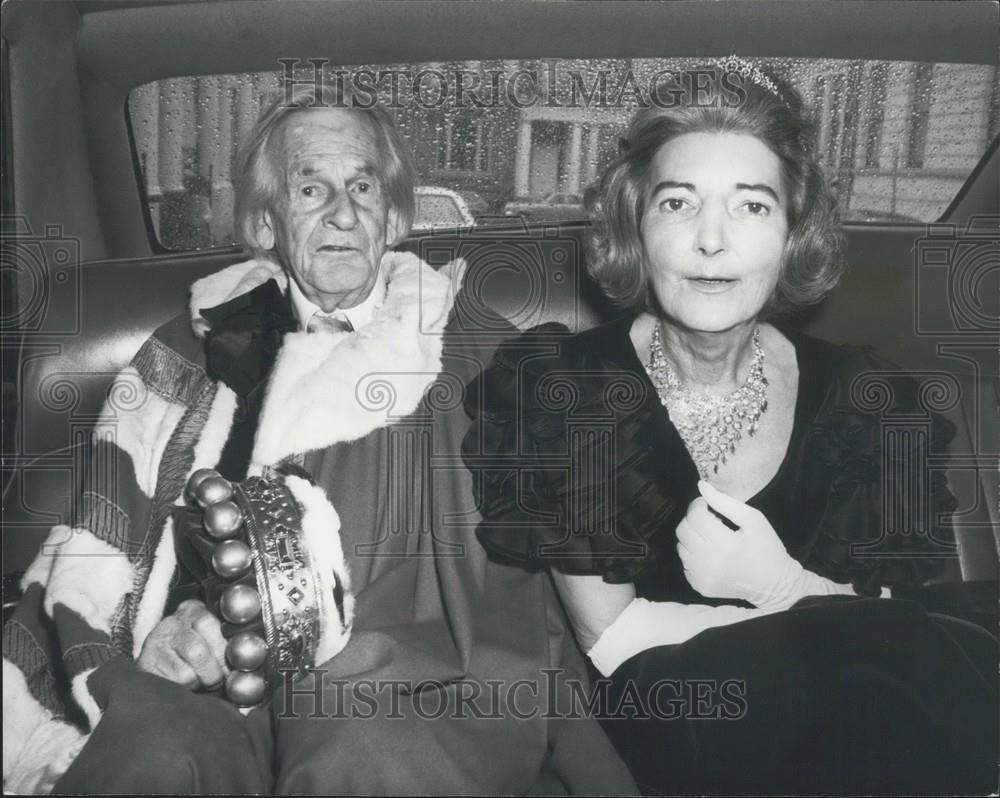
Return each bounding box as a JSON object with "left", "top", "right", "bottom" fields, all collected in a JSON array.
[{"left": 4, "top": 225, "right": 996, "bottom": 582}]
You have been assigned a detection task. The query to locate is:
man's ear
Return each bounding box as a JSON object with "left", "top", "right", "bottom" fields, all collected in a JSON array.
[
  {"left": 252, "top": 209, "right": 276, "bottom": 252},
  {"left": 385, "top": 207, "right": 406, "bottom": 248}
]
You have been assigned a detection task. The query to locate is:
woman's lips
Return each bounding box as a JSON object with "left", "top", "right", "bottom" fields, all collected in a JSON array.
[{"left": 686, "top": 276, "right": 737, "bottom": 293}]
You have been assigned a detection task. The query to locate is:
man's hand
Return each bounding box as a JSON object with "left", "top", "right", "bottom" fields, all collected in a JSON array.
[{"left": 136, "top": 600, "right": 229, "bottom": 690}]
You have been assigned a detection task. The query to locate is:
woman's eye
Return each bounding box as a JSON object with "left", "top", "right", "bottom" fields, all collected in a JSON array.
[
  {"left": 300, "top": 185, "right": 321, "bottom": 198},
  {"left": 659, "top": 198, "right": 688, "bottom": 213},
  {"left": 742, "top": 201, "right": 770, "bottom": 216},
  {"left": 353, "top": 181, "right": 372, "bottom": 194}
]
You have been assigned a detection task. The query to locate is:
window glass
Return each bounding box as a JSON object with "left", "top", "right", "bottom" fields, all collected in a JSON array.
[
  {"left": 128, "top": 58, "right": 1000, "bottom": 250},
  {"left": 414, "top": 191, "right": 472, "bottom": 228}
]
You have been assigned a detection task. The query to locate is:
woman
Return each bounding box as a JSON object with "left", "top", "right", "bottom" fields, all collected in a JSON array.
[{"left": 463, "top": 61, "right": 996, "bottom": 795}]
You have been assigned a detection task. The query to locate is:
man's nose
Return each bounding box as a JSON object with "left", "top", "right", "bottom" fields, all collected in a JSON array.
[
  {"left": 324, "top": 194, "right": 359, "bottom": 230},
  {"left": 694, "top": 204, "right": 728, "bottom": 257}
]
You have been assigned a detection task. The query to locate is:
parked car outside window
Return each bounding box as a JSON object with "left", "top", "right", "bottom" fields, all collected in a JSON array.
[
  {"left": 413, "top": 186, "right": 476, "bottom": 229},
  {"left": 503, "top": 191, "right": 584, "bottom": 221}
]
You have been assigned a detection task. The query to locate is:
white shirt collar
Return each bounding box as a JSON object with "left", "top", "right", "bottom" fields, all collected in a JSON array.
[{"left": 287, "top": 269, "right": 386, "bottom": 332}]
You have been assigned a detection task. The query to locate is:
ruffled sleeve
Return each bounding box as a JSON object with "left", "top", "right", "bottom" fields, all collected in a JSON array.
[
  {"left": 802, "top": 344, "right": 959, "bottom": 596},
  {"left": 462, "top": 322, "right": 695, "bottom": 584}
]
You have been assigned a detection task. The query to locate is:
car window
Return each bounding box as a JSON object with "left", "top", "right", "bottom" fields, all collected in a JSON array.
[{"left": 128, "top": 58, "right": 999, "bottom": 250}]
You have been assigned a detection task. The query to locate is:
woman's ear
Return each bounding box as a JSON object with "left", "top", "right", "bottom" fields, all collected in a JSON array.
[{"left": 252, "top": 210, "right": 276, "bottom": 252}]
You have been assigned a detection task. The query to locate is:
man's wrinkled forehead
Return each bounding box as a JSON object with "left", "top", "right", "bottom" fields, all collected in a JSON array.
[{"left": 268, "top": 107, "right": 381, "bottom": 176}]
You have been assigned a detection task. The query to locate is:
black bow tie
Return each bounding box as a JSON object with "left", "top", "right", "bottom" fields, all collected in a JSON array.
[{"left": 201, "top": 279, "right": 299, "bottom": 401}]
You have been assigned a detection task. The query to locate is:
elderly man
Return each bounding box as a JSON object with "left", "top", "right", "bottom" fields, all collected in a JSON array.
[{"left": 2, "top": 85, "right": 635, "bottom": 794}]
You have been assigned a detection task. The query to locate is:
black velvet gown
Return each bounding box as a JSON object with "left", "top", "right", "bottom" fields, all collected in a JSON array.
[{"left": 463, "top": 316, "right": 998, "bottom": 795}]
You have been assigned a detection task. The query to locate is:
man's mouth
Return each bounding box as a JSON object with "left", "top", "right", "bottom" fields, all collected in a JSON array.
[{"left": 317, "top": 245, "right": 357, "bottom": 253}]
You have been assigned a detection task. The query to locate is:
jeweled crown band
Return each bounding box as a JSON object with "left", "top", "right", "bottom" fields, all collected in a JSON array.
[{"left": 185, "top": 469, "right": 338, "bottom": 708}]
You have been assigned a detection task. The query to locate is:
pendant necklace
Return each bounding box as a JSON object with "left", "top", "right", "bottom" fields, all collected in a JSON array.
[{"left": 645, "top": 322, "right": 768, "bottom": 479}]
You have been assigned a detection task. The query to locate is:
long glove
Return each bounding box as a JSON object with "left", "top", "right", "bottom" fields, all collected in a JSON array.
[
  {"left": 676, "top": 481, "right": 861, "bottom": 612},
  {"left": 587, "top": 598, "right": 773, "bottom": 677}
]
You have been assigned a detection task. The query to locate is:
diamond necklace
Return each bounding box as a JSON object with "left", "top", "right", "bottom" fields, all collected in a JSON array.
[{"left": 645, "top": 322, "right": 768, "bottom": 479}]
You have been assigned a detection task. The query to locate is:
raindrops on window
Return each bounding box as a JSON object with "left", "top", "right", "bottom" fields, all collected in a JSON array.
[{"left": 127, "top": 59, "right": 1000, "bottom": 251}]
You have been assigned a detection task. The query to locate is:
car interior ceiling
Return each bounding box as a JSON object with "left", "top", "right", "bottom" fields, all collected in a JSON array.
[{"left": 2, "top": 0, "right": 998, "bottom": 602}]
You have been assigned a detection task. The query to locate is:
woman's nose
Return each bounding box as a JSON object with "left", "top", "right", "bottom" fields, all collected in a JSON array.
[
  {"left": 324, "top": 194, "right": 359, "bottom": 230},
  {"left": 694, "top": 205, "right": 728, "bottom": 257}
]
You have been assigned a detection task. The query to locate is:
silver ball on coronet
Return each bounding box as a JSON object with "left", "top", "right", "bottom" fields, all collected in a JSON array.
[
  {"left": 211, "top": 539, "right": 252, "bottom": 579},
  {"left": 195, "top": 475, "right": 233, "bottom": 508},
  {"left": 225, "top": 669, "right": 267, "bottom": 707},
  {"left": 219, "top": 584, "right": 261, "bottom": 624},
  {"left": 226, "top": 631, "right": 268, "bottom": 671},
  {"left": 203, "top": 500, "right": 244, "bottom": 540},
  {"left": 185, "top": 468, "right": 220, "bottom": 500}
]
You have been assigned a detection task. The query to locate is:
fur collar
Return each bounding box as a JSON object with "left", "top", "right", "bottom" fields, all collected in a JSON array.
[{"left": 188, "top": 252, "right": 465, "bottom": 466}]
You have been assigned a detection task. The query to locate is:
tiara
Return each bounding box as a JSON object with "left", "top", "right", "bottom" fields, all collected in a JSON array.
[{"left": 712, "top": 55, "right": 783, "bottom": 102}]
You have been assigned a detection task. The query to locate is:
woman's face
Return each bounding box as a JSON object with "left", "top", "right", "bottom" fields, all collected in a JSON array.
[{"left": 640, "top": 131, "right": 789, "bottom": 334}]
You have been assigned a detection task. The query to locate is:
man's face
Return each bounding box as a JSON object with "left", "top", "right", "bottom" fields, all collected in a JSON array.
[{"left": 257, "top": 108, "right": 402, "bottom": 312}]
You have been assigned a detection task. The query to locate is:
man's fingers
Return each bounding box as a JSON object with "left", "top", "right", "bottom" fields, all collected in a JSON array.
[
  {"left": 139, "top": 644, "right": 200, "bottom": 690},
  {"left": 177, "top": 628, "right": 225, "bottom": 689},
  {"left": 175, "top": 598, "right": 210, "bottom": 622},
  {"left": 190, "top": 605, "right": 229, "bottom": 674},
  {"left": 165, "top": 657, "right": 201, "bottom": 691},
  {"left": 178, "top": 598, "right": 228, "bottom": 676},
  {"left": 137, "top": 601, "right": 227, "bottom": 690}
]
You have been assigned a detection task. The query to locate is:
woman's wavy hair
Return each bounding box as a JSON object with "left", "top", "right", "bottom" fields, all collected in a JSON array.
[
  {"left": 235, "top": 82, "right": 417, "bottom": 259},
  {"left": 586, "top": 64, "right": 845, "bottom": 317}
]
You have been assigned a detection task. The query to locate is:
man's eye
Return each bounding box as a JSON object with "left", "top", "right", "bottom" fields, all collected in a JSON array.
[
  {"left": 353, "top": 181, "right": 372, "bottom": 194},
  {"left": 300, "top": 185, "right": 321, "bottom": 198}
]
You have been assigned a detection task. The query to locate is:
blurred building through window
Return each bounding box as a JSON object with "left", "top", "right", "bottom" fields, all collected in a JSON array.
[{"left": 128, "top": 58, "right": 1000, "bottom": 250}]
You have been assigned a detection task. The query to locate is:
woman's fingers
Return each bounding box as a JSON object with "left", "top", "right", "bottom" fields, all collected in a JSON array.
[
  {"left": 685, "top": 494, "right": 736, "bottom": 542},
  {"left": 697, "top": 480, "right": 757, "bottom": 527},
  {"left": 676, "top": 516, "right": 699, "bottom": 547}
]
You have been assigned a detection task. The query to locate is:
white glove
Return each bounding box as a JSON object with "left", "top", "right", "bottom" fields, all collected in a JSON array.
[
  {"left": 676, "top": 481, "right": 857, "bottom": 612},
  {"left": 587, "top": 597, "right": 772, "bottom": 677}
]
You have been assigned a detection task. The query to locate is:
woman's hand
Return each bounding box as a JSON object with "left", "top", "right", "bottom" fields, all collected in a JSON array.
[
  {"left": 676, "top": 481, "right": 796, "bottom": 607},
  {"left": 677, "top": 482, "right": 856, "bottom": 610}
]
